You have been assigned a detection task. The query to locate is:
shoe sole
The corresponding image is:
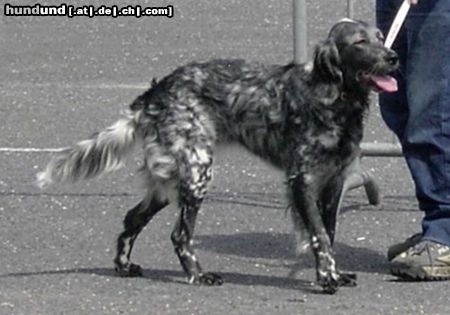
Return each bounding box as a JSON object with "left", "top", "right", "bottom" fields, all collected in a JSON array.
[{"left": 391, "top": 265, "right": 450, "bottom": 281}]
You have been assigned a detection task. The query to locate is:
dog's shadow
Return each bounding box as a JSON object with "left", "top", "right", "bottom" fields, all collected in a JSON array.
[
  {"left": 0, "top": 266, "right": 318, "bottom": 293},
  {"left": 0, "top": 232, "right": 387, "bottom": 293},
  {"left": 196, "top": 232, "right": 389, "bottom": 274}
]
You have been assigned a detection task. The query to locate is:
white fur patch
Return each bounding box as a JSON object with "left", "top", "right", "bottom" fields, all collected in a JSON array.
[
  {"left": 36, "top": 169, "right": 52, "bottom": 189},
  {"left": 303, "top": 174, "right": 315, "bottom": 185},
  {"left": 304, "top": 62, "right": 313, "bottom": 73}
]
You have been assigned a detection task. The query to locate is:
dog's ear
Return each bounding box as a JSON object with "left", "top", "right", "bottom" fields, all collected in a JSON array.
[{"left": 313, "top": 39, "right": 342, "bottom": 83}]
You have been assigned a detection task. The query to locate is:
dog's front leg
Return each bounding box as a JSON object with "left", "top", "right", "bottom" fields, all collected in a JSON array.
[
  {"left": 320, "top": 174, "right": 346, "bottom": 245},
  {"left": 320, "top": 174, "right": 358, "bottom": 285},
  {"left": 290, "top": 173, "right": 355, "bottom": 294}
]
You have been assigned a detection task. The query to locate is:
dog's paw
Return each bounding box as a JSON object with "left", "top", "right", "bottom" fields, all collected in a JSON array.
[
  {"left": 199, "top": 272, "right": 224, "bottom": 286},
  {"left": 337, "top": 272, "right": 357, "bottom": 287},
  {"left": 320, "top": 278, "right": 339, "bottom": 294},
  {"left": 318, "top": 271, "right": 357, "bottom": 294},
  {"left": 115, "top": 263, "right": 143, "bottom": 277},
  {"left": 188, "top": 272, "right": 224, "bottom": 286}
]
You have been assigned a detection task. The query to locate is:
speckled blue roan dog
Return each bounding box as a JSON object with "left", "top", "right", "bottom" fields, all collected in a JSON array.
[{"left": 37, "top": 19, "right": 399, "bottom": 294}]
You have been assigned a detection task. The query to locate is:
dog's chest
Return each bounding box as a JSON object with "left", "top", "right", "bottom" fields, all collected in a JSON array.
[
  {"left": 298, "top": 104, "right": 364, "bottom": 157},
  {"left": 309, "top": 128, "right": 341, "bottom": 149}
]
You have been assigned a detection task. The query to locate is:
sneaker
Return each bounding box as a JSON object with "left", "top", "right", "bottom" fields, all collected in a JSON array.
[
  {"left": 390, "top": 240, "right": 450, "bottom": 281},
  {"left": 387, "top": 233, "right": 422, "bottom": 261}
]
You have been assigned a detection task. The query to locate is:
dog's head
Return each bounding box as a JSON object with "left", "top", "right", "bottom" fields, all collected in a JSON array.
[{"left": 313, "top": 19, "right": 399, "bottom": 95}]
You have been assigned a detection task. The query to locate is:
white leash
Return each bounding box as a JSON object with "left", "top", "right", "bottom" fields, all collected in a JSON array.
[{"left": 384, "top": 0, "right": 411, "bottom": 49}]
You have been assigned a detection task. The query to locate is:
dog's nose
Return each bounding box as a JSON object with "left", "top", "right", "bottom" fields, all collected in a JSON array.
[{"left": 385, "top": 51, "right": 399, "bottom": 66}]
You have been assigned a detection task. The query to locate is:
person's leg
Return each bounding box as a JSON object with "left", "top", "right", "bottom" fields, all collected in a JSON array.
[
  {"left": 376, "top": 0, "right": 421, "bottom": 259},
  {"left": 379, "top": 0, "right": 450, "bottom": 280},
  {"left": 404, "top": 0, "right": 450, "bottom": 246},
  {"left": 378, "top": 0, "right": 450, "bottom": 245}
]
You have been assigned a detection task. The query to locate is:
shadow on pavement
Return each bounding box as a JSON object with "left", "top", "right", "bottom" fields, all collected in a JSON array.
[
  {"left": 196, "top": 232, "right": 389, "bottom": 274},
  {"left": 0, "top": 267, "right": 182, "bottom": 284},
  {"left": 0, "top": 267, "right": 319, "bottom": 293},
  {"left": 0, "top": 232, "right": 388, "bottom": 293}
]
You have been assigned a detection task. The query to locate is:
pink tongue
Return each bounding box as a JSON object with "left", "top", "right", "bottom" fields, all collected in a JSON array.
[{"left": 371, "top": 75, "right": 398, "bottom": 92}]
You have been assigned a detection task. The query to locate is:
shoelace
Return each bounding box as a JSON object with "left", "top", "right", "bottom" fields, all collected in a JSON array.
[{"left": 411, "top": 241, "right": 443, "bottom": 267}]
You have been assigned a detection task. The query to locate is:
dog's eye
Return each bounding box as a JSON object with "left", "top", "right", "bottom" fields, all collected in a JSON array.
[{"left": 353, "top": 39, "right": 368, "bottom": 45}]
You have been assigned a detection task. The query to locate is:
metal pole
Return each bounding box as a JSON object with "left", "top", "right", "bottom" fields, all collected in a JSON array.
[
  {"left": 347, "top": 0, "right": 354, "bottom": 18},
  {"left": 293, "top": 0, "right": 307, "bottom": 64},
  {"left": 361, "top": 142, "right": 403, "bottom": 157}
]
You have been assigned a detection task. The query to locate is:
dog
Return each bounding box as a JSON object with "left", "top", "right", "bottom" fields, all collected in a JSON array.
[{"left": 36, "top": 19, "right": 398, "bottom": 294}]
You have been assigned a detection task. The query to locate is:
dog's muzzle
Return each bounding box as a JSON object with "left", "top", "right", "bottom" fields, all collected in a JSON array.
[{"left": 360, "top": 49, "right": 399, "bottom": 93}]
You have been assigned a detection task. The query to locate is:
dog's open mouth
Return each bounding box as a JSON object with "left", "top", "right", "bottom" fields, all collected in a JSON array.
[
  {"left": 360, "top": 72, "right": 398, "bottom": 93},
  {"left": 370, "top": 74, "right": 398, "bottom": 92}
]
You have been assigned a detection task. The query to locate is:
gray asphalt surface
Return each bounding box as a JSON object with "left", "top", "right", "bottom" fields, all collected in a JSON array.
[{"left": 1, "top": 1, "right": 449, "bottom": 314}]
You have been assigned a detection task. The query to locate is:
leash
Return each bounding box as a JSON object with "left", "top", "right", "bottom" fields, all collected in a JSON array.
[{"left": 384, "top": 0, "right": 411, "bottom": 48}]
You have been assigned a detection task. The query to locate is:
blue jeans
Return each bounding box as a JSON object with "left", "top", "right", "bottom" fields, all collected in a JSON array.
[{"left": 376, "top": 0, "right": 450, "bottom": 245}]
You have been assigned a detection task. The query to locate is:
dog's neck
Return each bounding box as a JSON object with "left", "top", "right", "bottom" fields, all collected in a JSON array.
[
  {"left": 339, "top": 90, "right": 367, "bottom": 103},
  {"left": 340, "top": 81, "right": 371, "bottom": 108}
]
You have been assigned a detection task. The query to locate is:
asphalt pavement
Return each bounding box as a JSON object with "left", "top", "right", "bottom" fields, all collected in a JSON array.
[{"left": 1, "top": 0, "right": 449, "bottom": 314}]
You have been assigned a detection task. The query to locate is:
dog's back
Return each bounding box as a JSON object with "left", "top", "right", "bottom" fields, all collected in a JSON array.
[{"left": 137, "top": 59, "right": 311, "bottom": 168}]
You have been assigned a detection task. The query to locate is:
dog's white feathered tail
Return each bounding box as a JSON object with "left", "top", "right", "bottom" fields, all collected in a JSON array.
[{"left": 36, "top": 110, "right": 142, "bottom": 188}]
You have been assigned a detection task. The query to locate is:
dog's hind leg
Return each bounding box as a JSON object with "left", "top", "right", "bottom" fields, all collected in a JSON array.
[
  {"left": 170, "top": 147, "right": 222, "bottom": 285},
  {"left": 114, "top": 187, "right": 169, "bottom": 277}
]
